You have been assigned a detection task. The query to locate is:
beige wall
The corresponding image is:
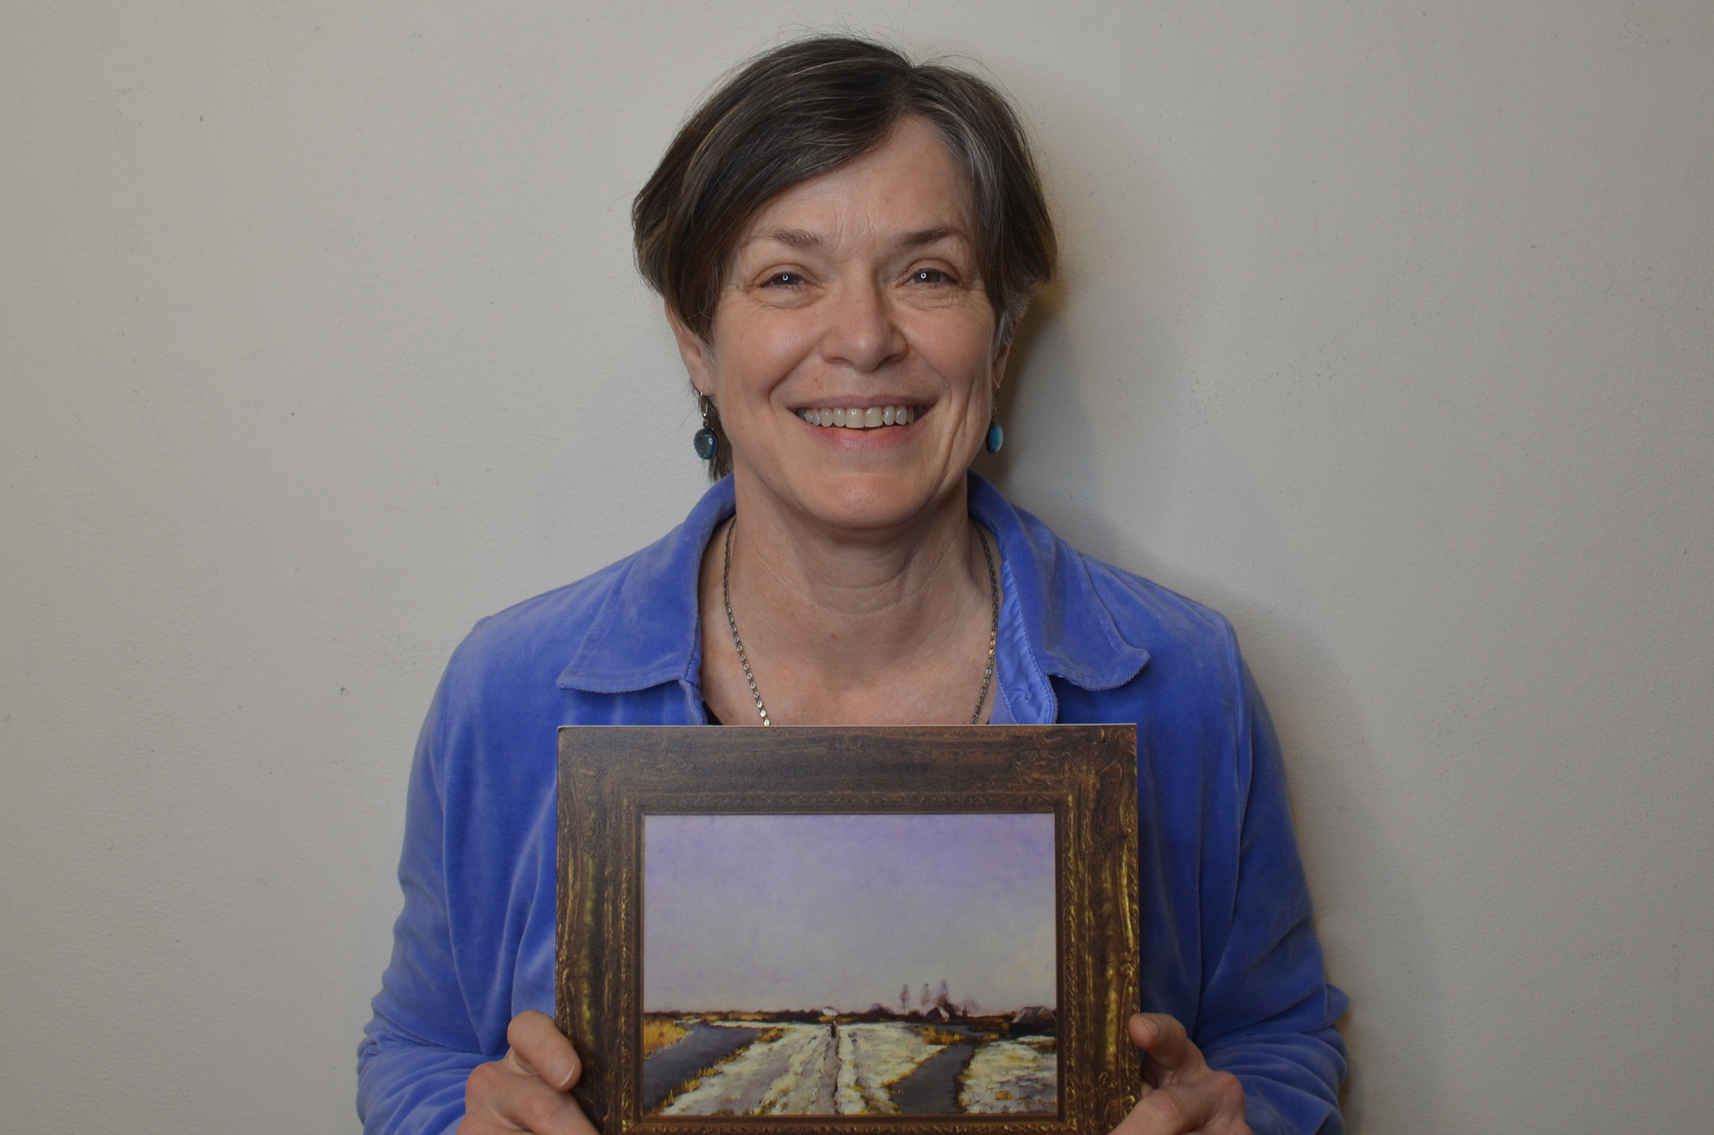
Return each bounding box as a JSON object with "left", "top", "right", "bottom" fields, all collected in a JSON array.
[{"left": 3, "top": 2, "right": 1710, "bottom": 1131}]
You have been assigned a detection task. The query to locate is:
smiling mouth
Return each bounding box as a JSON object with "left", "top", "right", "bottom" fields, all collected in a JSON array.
[{"left": 796, "top": 405, "right": 918, "bottom": 429}]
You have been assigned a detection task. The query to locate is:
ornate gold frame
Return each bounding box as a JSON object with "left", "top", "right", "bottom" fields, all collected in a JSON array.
[{"left": 557, "top": 724, "right": 1141, "bottom": 1135}]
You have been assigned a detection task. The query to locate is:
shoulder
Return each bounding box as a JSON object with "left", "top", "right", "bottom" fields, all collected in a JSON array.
[
  {"left": 442, "top": 554, "right": 634, "bottom": 697},
  {"left": 419, "top": 555, "right": 644, "bottom": 757},
  {"left": 443, "top": 481, "right": 729, "bottom": 703},
  {"left": 1060, "top": 544, "right": 1248, "bottom": 736},
  {"left": 1078, "top": 552, "right": 1243, "bottom": 684},
  {"left": 975, "top": 476, "right": 1241, "bottom": 700}
]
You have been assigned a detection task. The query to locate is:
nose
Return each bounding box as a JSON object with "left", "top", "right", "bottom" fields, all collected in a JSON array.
[{"left": 821, "top": 278, "right": 906, "bottom": 372}]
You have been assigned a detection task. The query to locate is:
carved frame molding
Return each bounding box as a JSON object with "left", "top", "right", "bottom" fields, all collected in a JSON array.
[{"left": 557, "top": 724, "right": 1141, "bottom": 1135}]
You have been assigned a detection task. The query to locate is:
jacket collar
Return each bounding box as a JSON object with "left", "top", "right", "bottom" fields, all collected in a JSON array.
[{"left": 555, "top": 473, "right": 1150, "bottom": 710}]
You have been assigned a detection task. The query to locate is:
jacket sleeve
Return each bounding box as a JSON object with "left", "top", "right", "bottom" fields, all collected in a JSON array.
[
  {"left": 356, "top": 671, "right": 484, "bottom": 1135},
  {"left": 1195, "top": 657, "right": 1348, "bottom": 1135}
]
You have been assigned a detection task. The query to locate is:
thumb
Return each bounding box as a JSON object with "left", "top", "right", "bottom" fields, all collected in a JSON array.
[
  {"left": 506, "top": 1009, "right": 582, "bottom": 1091},
  {"left": 1128, "top": 1013, "right": 1205, "bottom": 1078}
]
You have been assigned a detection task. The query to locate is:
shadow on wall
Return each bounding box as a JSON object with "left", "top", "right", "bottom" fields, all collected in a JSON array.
[
  {"left": 1231, "top": 608, "right": 1435, "bottom": 1133},
  {"left": 973, "top": 90, "right": 1438, "bottom": 1135}
]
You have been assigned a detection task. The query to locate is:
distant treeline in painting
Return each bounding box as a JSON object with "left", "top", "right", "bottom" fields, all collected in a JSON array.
[{"left": 640, "top": 991, "right": 1057, "bottom": 1116}]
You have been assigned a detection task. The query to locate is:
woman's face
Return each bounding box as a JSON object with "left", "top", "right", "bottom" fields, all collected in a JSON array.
[{"left": 672, "top": 116, "right": 1008, "bottom": 534}]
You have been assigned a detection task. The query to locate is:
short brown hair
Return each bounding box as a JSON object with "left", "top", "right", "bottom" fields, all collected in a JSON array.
[{"left": 634, "top": 36, "right": 1056, "bottom": 475}]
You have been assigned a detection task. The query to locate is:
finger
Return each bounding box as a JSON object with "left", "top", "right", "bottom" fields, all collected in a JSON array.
[
  {"left": 1128, "top": 1013, "right": 1207, "bottom": 1078},
  {"left": 1110, "top": 1083, "right": 1218, "bottom": 1135},
  {"left": 505, "top": 1010, "right": 581, "bottom": 1092},
  {"left": 463, "top": 1058, "right": 599, "bottom": 1135},
  {"left": 509, "top": 1082, "right": 599, "bottom": 1135}
]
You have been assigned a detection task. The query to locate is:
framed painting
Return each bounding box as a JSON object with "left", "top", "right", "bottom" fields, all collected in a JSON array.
[{"left": 557, "top": 724, "right": 1141, "bottom": 1135}]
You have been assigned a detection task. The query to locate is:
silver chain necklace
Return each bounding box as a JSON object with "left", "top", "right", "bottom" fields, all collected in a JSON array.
[{"left": 721, "top": 517, "right": 1000, "bottom": 726}]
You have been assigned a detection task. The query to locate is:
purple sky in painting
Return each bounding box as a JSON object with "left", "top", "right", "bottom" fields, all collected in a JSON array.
[{"left": 643, "top": 813, "right": 1056, "bottom": 1014}]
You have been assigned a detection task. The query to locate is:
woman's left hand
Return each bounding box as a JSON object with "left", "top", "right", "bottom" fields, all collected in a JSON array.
[{"left": 1111, "top": 1013, "right": 1250, "bottom": 1135}]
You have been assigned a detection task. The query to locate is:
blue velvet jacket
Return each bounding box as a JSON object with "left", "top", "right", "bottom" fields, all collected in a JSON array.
[{"left": 358, "top": 474, "right": 1347, "bottom": 1134}]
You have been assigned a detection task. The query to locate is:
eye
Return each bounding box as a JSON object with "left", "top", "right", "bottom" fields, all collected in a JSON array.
[
  {"left": 911, "top": 268, "right": 952, "bottom": 285},
  {"left": 762, "top": 271, "right": 805, "bottom": 287}
]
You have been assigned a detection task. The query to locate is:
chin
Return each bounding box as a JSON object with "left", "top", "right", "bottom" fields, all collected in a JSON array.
[{"left": 789, "top": 471, "right": 961, "bottom": 531}]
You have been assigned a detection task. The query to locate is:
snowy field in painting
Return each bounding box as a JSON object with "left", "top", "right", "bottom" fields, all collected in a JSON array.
[
  {"left": 959, "top": 1036, "right": 1060, "bottom": 1113},
  {"left": 646, "top": 1019, "right": 1057, "bottom": 1116}
]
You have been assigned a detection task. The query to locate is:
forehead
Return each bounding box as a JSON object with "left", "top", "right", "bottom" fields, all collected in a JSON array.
[{"left": 737, "top": 117, "right": 977, "bottom": 249}]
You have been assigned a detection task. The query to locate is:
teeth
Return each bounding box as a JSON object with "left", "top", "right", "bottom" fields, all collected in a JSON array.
[{"left": 796, "top": 405, "right": 916, "bottom": 429}]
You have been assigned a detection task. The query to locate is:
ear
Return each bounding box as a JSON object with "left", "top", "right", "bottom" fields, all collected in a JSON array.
[
  {"left": 994, "top": 298, "right": 1028, "bottom": 390},
  {"left": 665, "top": 302, "right": 716, "bottom": 396},
  {"left": 990, "top": 308, "right": 1023, "bottom": 393},
  {"left": 991, "top": 339, "right": 1013, "bottom": 393}
]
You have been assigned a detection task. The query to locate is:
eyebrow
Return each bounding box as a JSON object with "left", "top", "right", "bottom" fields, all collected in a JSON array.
[
  {"left": 896, "top": 226, "right": 967, "bottom": 250},
  {"left": 745, "top": 226, "right": 971, "bottom": 252},
  {"left": 755, "top": 228, "right": 823, "bottom": 251}
]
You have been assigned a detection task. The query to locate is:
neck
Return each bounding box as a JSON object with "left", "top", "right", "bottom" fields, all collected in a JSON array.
[{"left": 699, "top": 471, "right": 999, "bottom": 725}]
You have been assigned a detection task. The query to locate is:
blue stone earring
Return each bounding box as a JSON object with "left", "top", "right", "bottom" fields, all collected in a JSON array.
[
  {"left": 693, "top": 395, "right": 719, "bottom": 461},
  {"left": 985, "top": 419, "right": 1004, "bottom": 454}
]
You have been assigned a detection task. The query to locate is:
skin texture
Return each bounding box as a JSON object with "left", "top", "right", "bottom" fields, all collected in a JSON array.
[
  {"left": 1121, "top": 1013, "right": 1252, "bottom": 1135},
  {"left": 463, "top": 120, "right": 1249, "bottom": 1135},
  {"left": 458, "top": 1011, "right": 593, "bottom": 1135}
]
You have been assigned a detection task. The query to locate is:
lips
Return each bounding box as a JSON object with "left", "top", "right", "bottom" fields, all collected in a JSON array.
[{"left": 796, "top": 405, "right": 917, "bottom": 429}]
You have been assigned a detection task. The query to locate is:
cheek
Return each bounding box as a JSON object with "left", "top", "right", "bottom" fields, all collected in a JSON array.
[
  {"left": 911, "top": 310, "right": 999, "bottom": 395},
  {"left": 715, "top": 311, "right": 818, "bottom": 395}
]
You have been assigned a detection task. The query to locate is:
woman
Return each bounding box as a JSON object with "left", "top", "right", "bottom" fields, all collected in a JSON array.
[{"left": 358, "top": 37, "right": 1346, "bottom": 1135}]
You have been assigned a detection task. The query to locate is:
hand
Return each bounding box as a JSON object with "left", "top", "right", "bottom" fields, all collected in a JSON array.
[
  {"left": 459, "top": 1010, "right": 599, "bottom": 1134},
  {"left": 1110, "top": 1013, "right": 1249, "bottom": 1135}
]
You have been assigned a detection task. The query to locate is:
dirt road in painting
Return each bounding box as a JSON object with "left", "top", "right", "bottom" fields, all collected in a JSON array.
[{"left": 644, "top": 1020, "right": 1056, "bottom": 1116}]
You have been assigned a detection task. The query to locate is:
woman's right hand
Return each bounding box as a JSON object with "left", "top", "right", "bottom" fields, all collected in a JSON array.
[{"left": 459, "top": 1010, "right": 599, "bottom": 1134}]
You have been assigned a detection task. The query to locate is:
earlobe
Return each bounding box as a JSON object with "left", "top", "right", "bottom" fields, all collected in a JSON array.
[{"left": 986, "top": 345, "right": 1009, "bottom": 455}]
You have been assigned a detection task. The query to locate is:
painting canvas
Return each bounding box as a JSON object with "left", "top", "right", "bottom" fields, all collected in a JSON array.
[
  {"left": 557, "top": 724, "right": 1141, "bottom": 1135},
  {"left": 641, "top": 813, "right": 1058, "bottom": 1116}
]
